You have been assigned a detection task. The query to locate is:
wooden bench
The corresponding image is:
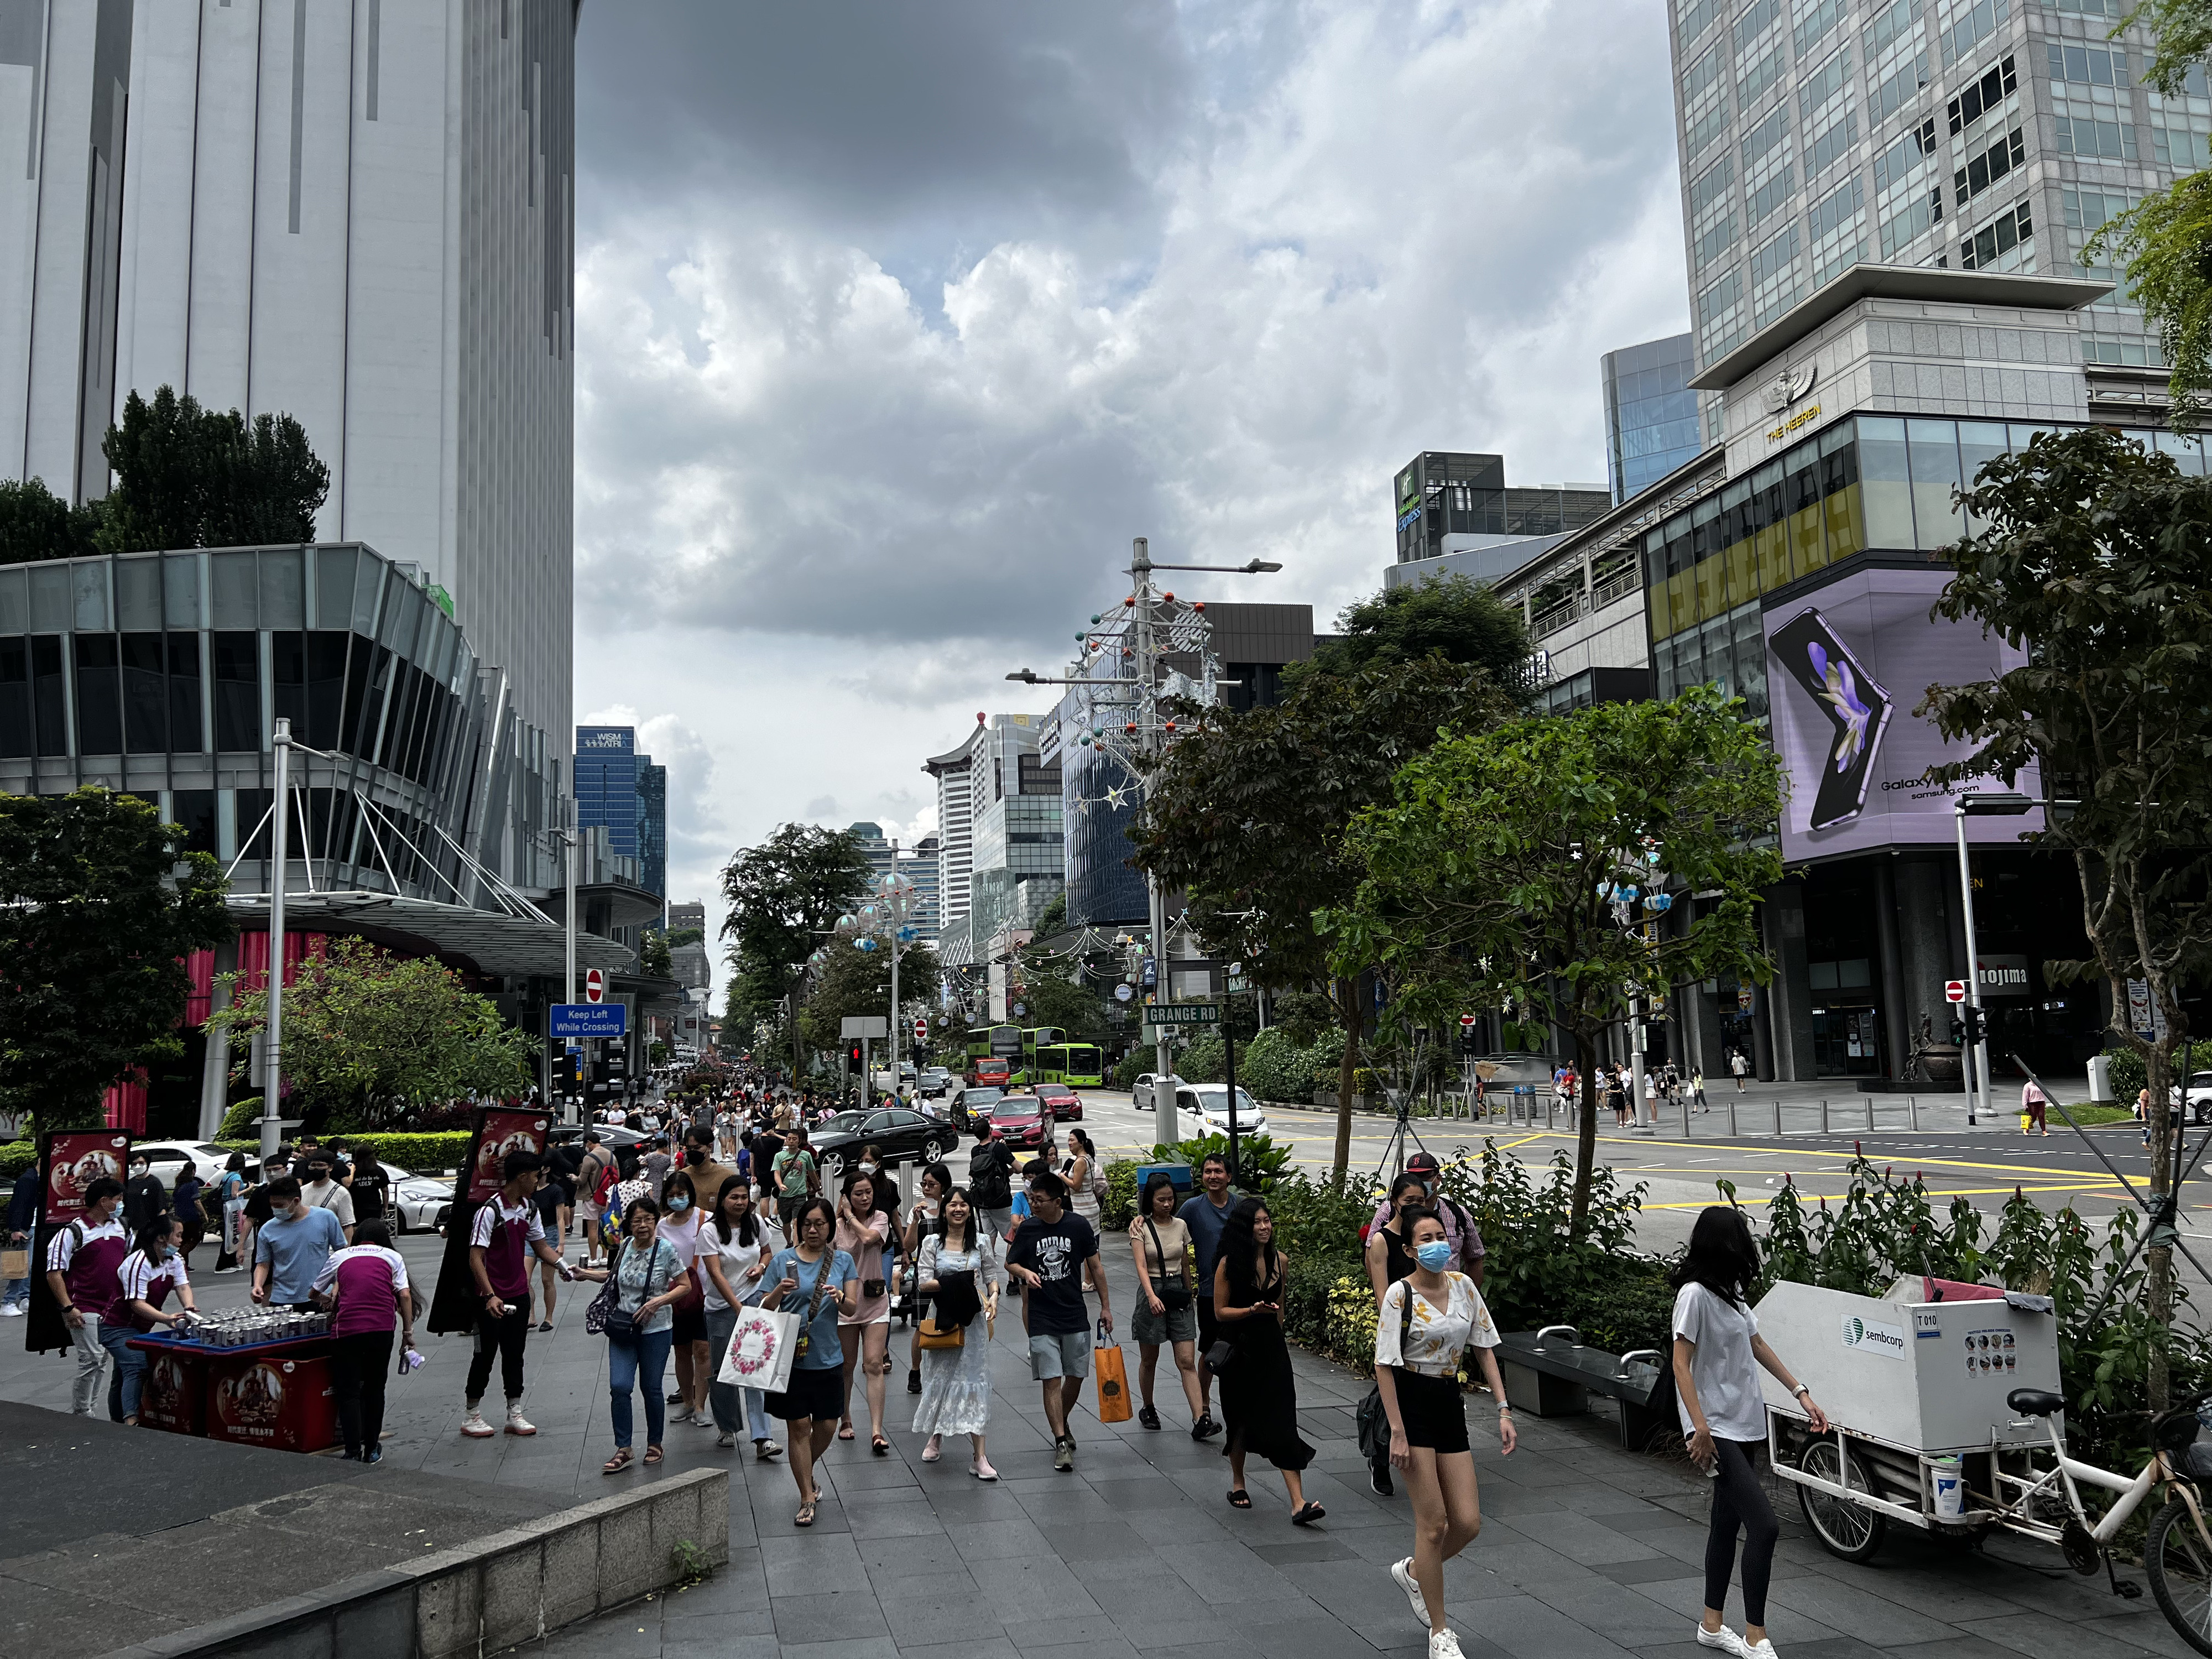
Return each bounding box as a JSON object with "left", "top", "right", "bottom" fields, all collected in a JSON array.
[{"left": 1496, "top": 1326, "right": 1677, "bottom": 1453}]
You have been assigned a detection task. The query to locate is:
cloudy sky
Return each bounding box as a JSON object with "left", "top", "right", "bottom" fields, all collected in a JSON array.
[{"left": 569, "top": 0, "right": 1691, "bottom": 981}]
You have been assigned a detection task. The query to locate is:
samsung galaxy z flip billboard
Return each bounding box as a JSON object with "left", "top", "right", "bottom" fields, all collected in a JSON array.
[{"left": 1763, "top": 567, "right": 2042, "bottom": 860}]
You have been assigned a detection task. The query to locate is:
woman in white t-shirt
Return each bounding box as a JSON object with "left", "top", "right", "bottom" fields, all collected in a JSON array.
[
  {"left": 1373, "top": 1206, "right": 1514, "bottom": 1659},
  {"left": 1671, "top": 1207, "right": 1829, "bottom": 1659},
  {"left": 698, "top": 1176, "right": 780, "bottom": 1460}
]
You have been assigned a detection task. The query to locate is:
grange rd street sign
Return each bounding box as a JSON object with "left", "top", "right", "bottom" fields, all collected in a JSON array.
[
  {"left": 551, "top": 1003, "right": 627, "bottom": 1039},
  {"left": 1147, "top": 1003, "right": 1222, "bottom": 1026}
]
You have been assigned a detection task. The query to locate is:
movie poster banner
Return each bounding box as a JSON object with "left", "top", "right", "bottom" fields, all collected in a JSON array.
[
  {"left": 429, "top": 1107, "right": 552, "bottom": 1334},
  {"left": 43, "top": 1129, "right": 132, "bottom": 1225}
]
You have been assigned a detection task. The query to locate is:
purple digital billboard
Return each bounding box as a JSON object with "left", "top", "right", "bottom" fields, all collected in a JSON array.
[{"left": 1763, "top": 566, "right": 2042, "bottom": 861}]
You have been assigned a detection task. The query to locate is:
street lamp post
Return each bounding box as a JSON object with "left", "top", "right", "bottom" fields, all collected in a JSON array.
[
  {"left": 1954, "top": 791, "right": 2036, "bottom": 1128},
  {"left": 261, "top": 718, "right": 293, "bottom": 1164},
  {"left": 1006, "top": 538, "right": 1280, "bottom": 1146}
]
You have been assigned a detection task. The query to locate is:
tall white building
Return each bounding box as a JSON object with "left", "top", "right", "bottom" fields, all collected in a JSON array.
[
  {"left": 0, "top": 0, "right": 575, "bottom": 742},
  {"left": 1667, "top": 0, "right": 2199, "bottom": 439},
  {"left": 925, "top": 727, "right": 978, "bottom": 927}
]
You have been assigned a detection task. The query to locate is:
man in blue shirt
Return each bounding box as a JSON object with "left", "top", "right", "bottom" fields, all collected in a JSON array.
[
  {"left": 1176, "top": 1152, "right": 1235, "bottom": 1441},
  {"left": 252, "top": 1177, "right": 348, "bottom": 1308}
]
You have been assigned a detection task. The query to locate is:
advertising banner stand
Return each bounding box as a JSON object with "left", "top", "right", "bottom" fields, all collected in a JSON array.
[
  {"left": 23, "top": 1128, "right": 133, "bottom": 1357},
  {"left": 426, "top": 1107, "right": 551, "bottom": 1335}
]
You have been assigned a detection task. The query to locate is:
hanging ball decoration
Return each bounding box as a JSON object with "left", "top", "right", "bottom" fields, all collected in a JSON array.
[
  {"left": 1123, "top": 596, "right": 1135, "bottom": 607},
  {"left": 856, "top": 936, "right": 879, "bottom": 953},
  {"left": 835, "top": 912, "right": 858, "bottom": 937},
  {"left": 1162, "top": 591, "right": 1175, "bottom": 602},
  {"left": 1192, "top": 601, "right": 1205, "bottom": 612}
]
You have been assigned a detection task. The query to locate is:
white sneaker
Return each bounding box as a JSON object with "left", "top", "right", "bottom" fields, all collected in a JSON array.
[
  {"left": 714, "top": 1431, "right": 735, "bottom": 1448},
  {"left": 1744, "top": 1642, "right": 1778, "bottom": 1659},
  {"left": 1390, "top": 1558, "right": 1429, "bottom": 1631},
  {"left": 0, "top": 1304, "right": 24, "bottom": 1317},
  {"left": 1428, "top": 1630, "right": 1465, "bottom": 1659},
  {"left": 1697, "top": 1624, "right": 1749, "bottom": 1657},
  {"left": 504, "top": 1405, "right": 536, "bottom": 1436},
  {"left": 460, "top": 1411, "right": 495, "bottom": 1439}
]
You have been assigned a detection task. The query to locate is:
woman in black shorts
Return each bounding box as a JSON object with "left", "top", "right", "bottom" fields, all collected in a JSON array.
[{"left": 1374, "top": 1206, "right": 1516, "bottom": 1659}]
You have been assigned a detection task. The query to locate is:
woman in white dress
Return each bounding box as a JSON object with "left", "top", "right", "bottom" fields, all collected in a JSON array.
[
  {"left": 911, "top": 1185, "right": 1002, "bottom": 1479},
  {"left": 1063, "top": 1128, "right": 1100, "bottom": 1228}
]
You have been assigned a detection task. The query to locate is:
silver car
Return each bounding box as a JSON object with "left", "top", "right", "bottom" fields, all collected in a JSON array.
[{"left": 387, "top": 1167, "right": 458, "bottom": 1235}]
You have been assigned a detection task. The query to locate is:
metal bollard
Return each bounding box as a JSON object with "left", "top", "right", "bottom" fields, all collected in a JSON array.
[
  {"left": 1773, "top": 1097, "right": 1783, "bottom": 1135},
  {"left": 1867, "top": 1097, "right": 1876, "bottom": 1131},
  {"left": 1820, "top": 1098, "right": 1830, "bottom": 1134},
  {"left": 1729, "top": 1098, "right": 1738, "bottom": 1136},
  {"left": 1908, "top": 1093, "right": 1918, "bottom": 1131}
]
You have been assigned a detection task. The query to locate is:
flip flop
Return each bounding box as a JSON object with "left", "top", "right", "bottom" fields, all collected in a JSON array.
[
  {"left": 1292, "top": 1501, "right": 1327, "bottom": 1527},
  {"left": 872, "top": 1436, "right": 890, "bottom": 1457},
  {"left": 1227, "top": 1489, "right": 1253, "bottom": 1509},
  {"left": 795, "top": 1501, "right": 817, "bottom": 1527}
]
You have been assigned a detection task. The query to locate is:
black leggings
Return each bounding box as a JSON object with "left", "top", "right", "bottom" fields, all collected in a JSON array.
[
  {"left": 331, "top": 1330, "right": 394, "bottom": 1457},
  {"left": 1706, "top": 1438, "right": 1779, "bottom": 1626},
  {"left": 466, "top": 1306, "right": 529, "bottom": 1403}
]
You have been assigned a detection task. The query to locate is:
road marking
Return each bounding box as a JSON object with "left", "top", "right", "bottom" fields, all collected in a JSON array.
[
  {"left": 1646, "top": 1180, "right": 2124, "bottom": 1210},
  {"left": 1479, "top": 1129, "right": 2146, "bottom": 1184}
]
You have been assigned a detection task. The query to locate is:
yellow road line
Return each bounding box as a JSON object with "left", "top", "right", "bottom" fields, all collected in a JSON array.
[
  {"left": 1646, "top": 1181, "right": 2123, "bottom": 1210},
  {"left": 1462, "top": 1129, "right": 2144, "bottom": 1184}
]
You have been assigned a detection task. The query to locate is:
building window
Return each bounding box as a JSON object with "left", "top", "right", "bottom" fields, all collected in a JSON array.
[
  {"left": 1740, "top": 104, "right": 1790, "bottom": 169},
  {"left": 168, "top": 632, "right": 202, "bottom": 753},
  {"left": 1958, "top": 199, "right": 2032, "bottom": 269},
  {"left": 1871, "top": 51, "right": 1932, "bottom": 122},
  {"left": 1947, "top": 54, "right": 2017, "bottom": 134},
  {"left": 0, "top": 637, "right": 26, "bottom": 758},
  {"left": 1807, "top": 175, "right": 1867, "bottom": 285},
  {"left": 1805, "top": 106, "right": 1857, "bottom": 177},
  {"left": 1751, "top": 224, "right": 1804, "bottom": 326},
  {"left": 122, "top": 632, "right": 166, "bottom": 753},
  {"left": 1872, "top": 119, "right": 1938, "bottom": 195},
  {"left": 1937, "top": 0, "right": 2007, "bottom": 67},
  {"left": 212, "top": 631, "right": 260, "bottom": 752},
  {"left": 1798, "top": 49, "right": 1851, "bottom": 123},
  {"left": 74, "top": 633, "right": 122, "bottom": 755}
]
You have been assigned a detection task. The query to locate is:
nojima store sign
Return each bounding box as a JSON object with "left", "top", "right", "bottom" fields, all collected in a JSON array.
[{"left": 1974, "top": 953, "right": 2032, "bottom": 999}]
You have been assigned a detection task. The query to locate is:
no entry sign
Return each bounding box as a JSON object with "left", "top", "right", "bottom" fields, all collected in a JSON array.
[
  {"left": 1944, "top": 980, "right": 1967, "bottom": 1004},
  {"left": 585, "top": 968, "right": 605, "bottom": 1003}
]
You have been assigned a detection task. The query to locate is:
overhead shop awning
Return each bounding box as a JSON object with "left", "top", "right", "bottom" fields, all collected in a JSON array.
[{"left": 226, "top": 890, "right": 635, "bottom": 982}]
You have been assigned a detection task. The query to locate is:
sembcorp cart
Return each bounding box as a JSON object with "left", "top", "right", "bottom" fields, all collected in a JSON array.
[{"left": 1755, "top": 1277, "right": 2065, "bottom": 1558}]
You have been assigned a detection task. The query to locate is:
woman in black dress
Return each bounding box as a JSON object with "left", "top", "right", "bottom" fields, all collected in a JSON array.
[{"left": 1213, "top": 1196, "right": 1323, "bottom": 1526}]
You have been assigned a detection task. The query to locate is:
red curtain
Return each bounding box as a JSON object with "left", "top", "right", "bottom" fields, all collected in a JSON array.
[
  {"left": 184, "top": 948, "right": 215, "bottom": 1027},
  {"left": 103, "top": 1069, "right": 149, "bottom": 1134},
  {"left": 232, "top": 931, "right": 328, "bottom": 997}
]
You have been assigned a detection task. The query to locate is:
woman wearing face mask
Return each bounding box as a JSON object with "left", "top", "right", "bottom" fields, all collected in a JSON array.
[
  {"left": 115, "top": 1212, "right": 198, "bottom": 1423},
  {"left": 1374, "top": 1207, "right": 1515, "bottom": 1659},
  {"left": 700, "top": 1175, "right": 780, "bottom": 1458},
  {"left": 1215, "top": 1196, "right": 1322, "bottom": 1525},
  {"left": 834, "top": 1170, "right": 896, "bottom": 1454},
  {"left": 570, "top": 1195, "right": 690, "bottom": 1473},
  {"left": 903, "top": 1162, "right": 951, "bottom": 1394},
  {"left": 911, "top": 1184, "right": 1001, "bottom": 1477},
  {"left": 213, "top": 1152, "right": 249, "bottom": 1273},
  {"left": 656, "top": 1173, "right": 713, "bottom": 1428}
]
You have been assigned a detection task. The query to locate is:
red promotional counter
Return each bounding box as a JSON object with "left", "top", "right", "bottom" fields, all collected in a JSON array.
[{"left": 128, "top": 1331, "right": 339, "bottom": 1454}]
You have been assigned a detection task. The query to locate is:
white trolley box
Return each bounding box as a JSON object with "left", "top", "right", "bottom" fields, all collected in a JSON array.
[{"left": 1752, "top": 1278, "right": 2060, "bottom": 1553}]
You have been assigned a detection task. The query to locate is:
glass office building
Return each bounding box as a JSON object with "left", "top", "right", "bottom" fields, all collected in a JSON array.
[
  {"left": 575, "top": 726, "right": 667, "bottom": 907},
  {"left": 1603, "top": 333, "right": 1704, "bottom": 501},
  {"left": 1667, "top": 0, "right": 2199, "bottom": 446},
  {"left": 1392, "top": 453, "right": 1611, "bottom": 566},
  {"left": 0, "top": 542, "right": 564, "bottom": 891}
]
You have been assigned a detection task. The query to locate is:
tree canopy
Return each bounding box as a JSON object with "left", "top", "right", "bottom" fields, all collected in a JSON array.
[
  {"left": 0, "top": 477, "right": 100, "bottom": 566},
  {"left": 1132, "top": 656, "right": 1516, "bottom": 1175},
  {"left": 210, "top": 936, "right": 535, "bottom": 1130},
  {"left": 1295, "top": 571, "right": 1536, "bottom": 705},
  {"left": 719, "top": 823, "right": 873, "bottom": 1035},
  {"left": 0, "top": 789, "right": 233, "bottom": 1131},
  {"left": 639, "top": 930, "right": 674, "bottom": 980},
  {"left": 796, "top": 937, "right": 942, "bottom": 1055},
  {"left": 1919, "top": 425, "right": 2212, "bottom": 1401},
  {"left": 96, "top": 386, "right": 330, "bottom": 553},
  {"left": 1322, "top": 688, "right": 1782, "bottom": 1232}
]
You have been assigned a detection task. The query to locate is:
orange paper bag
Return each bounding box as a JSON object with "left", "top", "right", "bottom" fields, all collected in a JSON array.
[{"left": 1093, "top": 1324, "right": 1132, "bottom": 1423}]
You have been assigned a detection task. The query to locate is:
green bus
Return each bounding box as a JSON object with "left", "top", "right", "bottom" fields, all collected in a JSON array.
[
  {"left": 1034, "top": 1043, "right": 1103, "bottom": 1087},
  {"left": 964, "top": 1024, "right": 1067, "bottom": 1086}
]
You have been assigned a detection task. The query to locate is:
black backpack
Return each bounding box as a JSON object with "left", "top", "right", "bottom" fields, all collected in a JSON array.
[{"left": 969, "top": 1141, "right": 1013, "bottom": 1208}]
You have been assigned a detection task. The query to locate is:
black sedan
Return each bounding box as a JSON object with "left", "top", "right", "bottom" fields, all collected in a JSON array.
[
  {"left": 810, "top": 1104, "right": 958, "bottom": 1182},
  {"left": 950, "top": 1086, "right": 1005, "bottom": 1135}
]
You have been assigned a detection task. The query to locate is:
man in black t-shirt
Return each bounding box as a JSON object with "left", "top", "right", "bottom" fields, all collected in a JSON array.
[{"left": 1005, "top": 1170, "right": 1113, "bottom": 1473}]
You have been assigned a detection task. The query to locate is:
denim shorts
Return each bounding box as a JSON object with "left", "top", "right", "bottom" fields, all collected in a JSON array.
[{"left": 1027, "top": 1326, "right": 1093, "bottom": 1381}]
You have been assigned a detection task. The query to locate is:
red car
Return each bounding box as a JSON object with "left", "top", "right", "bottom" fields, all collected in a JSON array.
[
  {"left": 989, "top": 1094, "right": 1053, "bottom": 1150},
  {"left": 1036, "top": 1083, "right": 1083, "bottom": 1121}
]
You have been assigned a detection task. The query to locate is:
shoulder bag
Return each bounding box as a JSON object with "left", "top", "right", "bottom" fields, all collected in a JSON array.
[
  {"left": 1145, "top": 1219, "right": 1192, "bottom": 1310},
  {"left": 587, "top": 1241, "right": 640, "bottom": 1342},
  {"left": 1356, "top": 1280, "right": 1421, "bottom": 1464}
]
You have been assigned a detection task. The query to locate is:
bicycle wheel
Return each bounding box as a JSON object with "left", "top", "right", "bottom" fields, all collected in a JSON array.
[
  {"left": 2148, "top": 1497, "right": 2212, "bottom": 1656},
  {"left": 1798, "top": 1439, "right": 1887, "bottom": 1563}
]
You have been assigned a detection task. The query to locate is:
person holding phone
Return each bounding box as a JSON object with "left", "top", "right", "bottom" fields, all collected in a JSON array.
[
  {"left": 570, "top": 1195, "right": 690, "bottom": 1474},
  {"left": 761, "top": 1197, "right": 858, "bottom": 1527},
  {"left": 1672, "top": 1207, "right": 1828, "bottom": 1659},
  {"left": 699, "top": 1176, "right": 779, "bottom": 1458},
  {"left": 1213, "top": 1196, "right": 1319, "bottom": 1524}
]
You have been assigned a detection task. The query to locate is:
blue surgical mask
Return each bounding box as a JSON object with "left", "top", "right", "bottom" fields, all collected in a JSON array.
[
  {"left": 668, "top": 1196, "right": 691, "bottom": 1213},
  {"left": 1416, "top": 1240, "right": 1454, "bottom": 1273}
]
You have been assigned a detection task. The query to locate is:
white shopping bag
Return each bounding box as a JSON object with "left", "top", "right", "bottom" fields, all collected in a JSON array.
[{"left": 719, "top": 1303, "right": 800, "bottom": 1394}]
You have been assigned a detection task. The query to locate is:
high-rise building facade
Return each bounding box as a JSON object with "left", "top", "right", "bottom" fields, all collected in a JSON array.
[
  {"left": 1667, "top": 0, "right": 2187, "bottom": 438},
  {"left": 924, "top": 714, "right": 1057, "bottom": 962},
  {"left": 924, "top": 728, "right": 979, "bottom": 927},
  {"left": 1386, "top": 453, "right": 1611, "bottom": 588},
  {"left": 909, "top": 833, "right": 942, "bottom": 939},
  {"left": 575, "top": 726, "right": 666, "bottom": 906},
  {"left": 1602, "top": 333, "right": 1705, "bottom": 502},
  {"left": 1, "top": 1, "right": 576, "bottom": 744}
]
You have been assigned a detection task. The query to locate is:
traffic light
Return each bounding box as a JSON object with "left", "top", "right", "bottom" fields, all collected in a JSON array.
[
  {"left": 847, "top": 1040, "right": 864, "bottom": 1071},
  {"left": 1958, "top": 1006, "right": 1985, "bottom": 1046}
]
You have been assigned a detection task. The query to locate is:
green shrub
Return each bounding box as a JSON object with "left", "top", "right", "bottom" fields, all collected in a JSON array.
[
  {"left": 1238, "top": 1028, "right": 1311, "bottom": 1104},
  {"left": 1304, "top": 1029, "right": 1347, "bottom": 1092},
  {"left": 1102, "top": 1159, "right": 1140, "bottom": 1230},
  {"left": 0, "top": 1140, "right": 35, "bottom": 1178},
  {"left": 218, "top": 1097, "right": 263, "bottom": 1139},
  {"left": 1150, "top": 1132, "right": 1288, "bottom": 1193},
  {"left": 1180, "top": 1035, "right": 1225, "bottom": 1084},
  {"left": 1112, "top": 1051, "right": 1145, "bottom": 1091},
  {"left": 2103, "top": 1046, "right": 2147, "bottom": 1106},
  {"left": 343, "top": 1131, "right": 471, "bottom": 1172}
]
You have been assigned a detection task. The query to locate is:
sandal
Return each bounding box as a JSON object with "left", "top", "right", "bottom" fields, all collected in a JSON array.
[
  {"left": 795, "top": 1500, "right": 817, "bottom": 1527},
  {"left": 643, "top": 1444, "right": 663, "bottom": 1465},
  {"left": 602, "top": 1448, "right": 634, "bottom": 1474},
  {"left": 922, "top": 1436, "right": 941, "bottom": 1463},
  {"left": 1227, "top": 1489, "right": 1253, "bottom": 1509},
  {"left": 872, "top": 1435, "right": 890, "bottom": 1457},
  {"left": 837, "top": 1422, "right": 856, "bottom": 1441},
  {"left": 1292, "top": 1501, "right": 1327, "bottom": 1527}
]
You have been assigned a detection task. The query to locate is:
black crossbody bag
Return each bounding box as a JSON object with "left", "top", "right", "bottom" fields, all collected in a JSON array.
[{"left": 1146, "top": 1219, "right": 1192, "bottom": 1310}]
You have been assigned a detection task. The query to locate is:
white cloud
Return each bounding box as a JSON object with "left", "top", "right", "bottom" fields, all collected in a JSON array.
[{"left": 572, "top": 0, "right": 1694, "bottom": 997}]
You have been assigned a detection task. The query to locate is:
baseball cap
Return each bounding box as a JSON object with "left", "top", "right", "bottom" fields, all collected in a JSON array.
[{"left": 1406, "top": 1152, "right": 1442, "bottom": 1175}]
